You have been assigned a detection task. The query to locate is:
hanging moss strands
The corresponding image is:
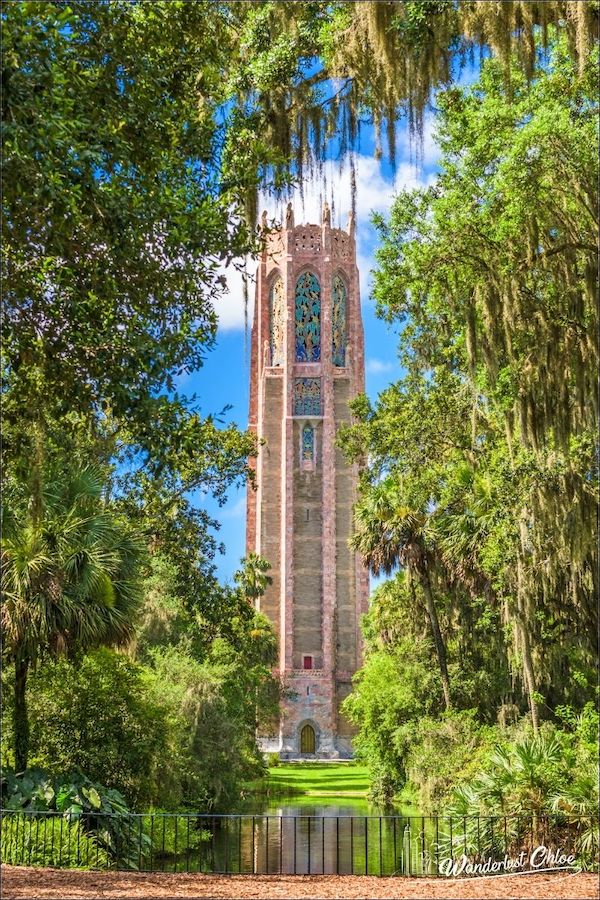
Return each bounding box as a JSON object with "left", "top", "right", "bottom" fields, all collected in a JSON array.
[
  {"left": 224, "top": 1, "right": 598, "bottom": 223},
  {"left": 337, "top": 38, "right": 598, "bottom": 729}
]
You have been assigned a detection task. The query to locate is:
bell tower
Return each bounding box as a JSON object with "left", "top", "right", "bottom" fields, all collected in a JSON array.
[{"left": 246, "top": 202, "right": 369, "bottom": 758}]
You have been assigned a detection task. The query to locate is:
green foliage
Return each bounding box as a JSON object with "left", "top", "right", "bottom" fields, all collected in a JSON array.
[
  {"left": 143, "top": 814, "right": 210, "bottom": 857},
  {"left": 2, "top": 0, "right": 260, "bottom": 657},
  {"left": 404, "top": 711, "right": 498, "bottom": 811},
  {"left": 1, "top": 814, "right": 109, "bottom": 869},
  {"left": 444, "top": 718, "right": 599, "bottom": 861},
  {"left": 226, "top": 1, "right": 597, "bottom": 194},
  {"left": 1, "top": 465, "right": 145, "bottom": 771},
  {"left": 0, "top": 769, "right": 146, "bottom": 869},
  {"left": 1, "top": 768, "right": 129, "bottom": 817},
  {"left": 127, "top": 549, "right": 280, "bottom": 811},
  {"left": 1, "top": 540, "right": 280, "bottom": 815},
  {"left": 365, "top": 48, "right": 598, "bottom": 683},
  {"left": 342, "top": 632, "right": 442, "bottom": 804},
  {"left": 234, "top": 553, "right": 273, "bottom": 602},
  {"left": 3, "top": 0, "right": 259, "bottom": 465},
  {"left": 22, "top": 650, "right": 172, "bottom": 809},
  {"left": 339, "top": 43, "right": 597, "bottom": 807},
  {"left": 2, "top": 466, "right": 144, "bottom": 665},
  {"left": 144, "top": 630, "right": 276, "bottom": 812}
]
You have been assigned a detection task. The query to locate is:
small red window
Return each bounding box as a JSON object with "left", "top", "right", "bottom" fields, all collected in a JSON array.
[{"left": 303, "top": 655, "right": 313, "bottom": 670}]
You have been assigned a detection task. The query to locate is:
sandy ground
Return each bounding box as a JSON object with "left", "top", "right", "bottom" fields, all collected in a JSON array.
[{"left": 1, "top": 867, "right": 598, "bottom": 900}]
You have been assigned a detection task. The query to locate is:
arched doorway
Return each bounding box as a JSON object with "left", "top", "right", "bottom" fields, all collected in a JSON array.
[{"left": 300, "top": 723, "right": 316, "bottom": 755}]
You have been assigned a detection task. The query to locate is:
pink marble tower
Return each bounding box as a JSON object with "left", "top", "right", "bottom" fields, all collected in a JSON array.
[{"left": 246, "top": 202, "right": 369, "bottom": 758}]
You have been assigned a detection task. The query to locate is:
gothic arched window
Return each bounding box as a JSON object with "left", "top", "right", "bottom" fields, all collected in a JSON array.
[
  {"left": 295, "top": 272, "right": 321, "bottom": 362},
  {"left": 269, "top": 277, "right": 284, "bottom": 366},
  {"left": 332, "top": 274, "right": 347, "bottom": 366}
]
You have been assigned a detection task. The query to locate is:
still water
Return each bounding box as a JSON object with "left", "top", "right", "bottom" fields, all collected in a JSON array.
[{"left": 147, "top": 798, "right": 434, "bottom": 876}]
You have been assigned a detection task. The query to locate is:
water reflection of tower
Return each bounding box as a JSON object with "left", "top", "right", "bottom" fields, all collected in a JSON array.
[{"left": 247, "top": 202, "right": 369, "bottom": 759}]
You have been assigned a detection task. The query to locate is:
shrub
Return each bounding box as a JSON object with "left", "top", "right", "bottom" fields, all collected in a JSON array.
[
  {"left": 1, "top": 768, "right": 129, "bottom": 816},
  {"left": 1, "top": 813, "right": 109, "bottom": 868},
  {"left": 25, "top": 649, "right": 175, "bottom": 808},
  {"left": 342, "top": 638, "right": 442, "bottom": 804},
  {"left": 1, "top": 769, "right": 147, "bottom": 870},
  {"left": 404, "top": 710, "right": 497, "bottom": 810},
  {"left": 142, "top": 814, "right": 210, "bottom": 857}
]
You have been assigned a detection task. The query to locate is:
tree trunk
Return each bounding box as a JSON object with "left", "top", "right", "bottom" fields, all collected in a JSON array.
[
  {"left": 516, "top": 520, "right": 539, "bottom": 735},
  {"left": 420, "top": 568, "right": 452, "bottom": 711},
  {"left": 14, "top": 653, "right": 30, "bottom": 772},
  {"left": 516, "top": 605, "right": 540, "bottom": 734}
]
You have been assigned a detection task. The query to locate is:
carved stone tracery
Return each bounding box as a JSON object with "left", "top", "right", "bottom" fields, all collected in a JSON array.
[{"left": 269, "top": 277, "right": 285, "bottom": 366}]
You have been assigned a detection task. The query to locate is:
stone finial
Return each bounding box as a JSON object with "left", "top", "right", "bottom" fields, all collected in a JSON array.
[
  {"left": 285, "top": 202, "right": 294, "bottom": 229},
  {"left": 322, "top": 200, "right": 331, "bottom": 227},
  {"left": 260, "top": 210, "right": 268, "bottom": 231},
  {"left": 347, "top": 209, "right": 355, "bottom": 239}
]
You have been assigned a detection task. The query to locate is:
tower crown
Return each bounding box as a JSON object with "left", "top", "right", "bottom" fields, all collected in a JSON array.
[{"left": 261, "top": 202, "right": 355, "bottom": 264}]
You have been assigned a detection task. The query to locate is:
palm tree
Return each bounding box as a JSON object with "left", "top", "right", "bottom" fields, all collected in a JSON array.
[
  {"left": 234, "top": 552, "right": 273, "bottom": 605},
  {"left": 351, "top": 480, "right": 452, "bottom": 710},
  {"left": 1, "top": 465, "right": 144, "bottom": 771}
]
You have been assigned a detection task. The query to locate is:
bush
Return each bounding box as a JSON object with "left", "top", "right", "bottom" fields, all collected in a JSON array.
[
  {"left": 405, "top": 710, "right": 497, "bottom": 810},
  {"left": 142, "top": 814, "right": 210, "bottom": 857},
  {"left": 1, "top": 768, "right": 130, "bottom": 816},
  {"left": 267, "top": 752, "right": 280, "bottom": 768},
  {"left": 342, "top": 638, "right": 442, "bottom": 804},
  {"left": 25, "top": 649, "right": 175, "bottom": 808},
  {"left": 1, "top": 813, "right": 109, "bottom": 868},
  {"left": 1, "top": 768, "right": 148, "bottom": 869},
  {"left": 145, "top": 645, "right": 267, "bottom": 811}
]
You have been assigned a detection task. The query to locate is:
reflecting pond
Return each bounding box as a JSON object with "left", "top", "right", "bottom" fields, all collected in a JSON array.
[
  {"left": 144, "top": 794, "right": 431, "bottom": 876},
  {"left": 146, "top": 807, "right": 435, "bottom": 876}
]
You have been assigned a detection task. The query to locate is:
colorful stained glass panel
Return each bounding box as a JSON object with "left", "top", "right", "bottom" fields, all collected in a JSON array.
[
  {"left": 295, "top": 272, "right": 321, "bottom": 362},
  {"left": 294, "top": 378, "right": 321, "bottom": 416},
  {"left": 332, "top": 274, "right": 347, "bottom": 366},
  {"left": 302, "top": 424, "right": 314, "bottom": 461}
]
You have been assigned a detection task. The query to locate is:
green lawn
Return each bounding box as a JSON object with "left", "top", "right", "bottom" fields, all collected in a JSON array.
[{"left": 263, "top": 763, "right": 369, "bottom": 798}]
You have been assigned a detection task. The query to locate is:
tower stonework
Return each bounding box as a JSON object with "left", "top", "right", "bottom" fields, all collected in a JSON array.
[{"left": 246, "top": 205, "right": 369, "bottom": 758}]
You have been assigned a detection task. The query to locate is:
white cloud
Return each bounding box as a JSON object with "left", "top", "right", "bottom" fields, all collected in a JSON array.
[
  {"left": 220, "top": 494, "right": 247, "bottom": 519},
  {"left": 214, "top": 259, "right": 257, "bottom": 332},
  {"left": 261, "top": 155, "right": 429, "bottom": 232},
  {"left": 366, "top": 358, "right": 395, "bottom": 375},
  {"left": 421, "top": 115, "right": 441, "bottom": 167}
]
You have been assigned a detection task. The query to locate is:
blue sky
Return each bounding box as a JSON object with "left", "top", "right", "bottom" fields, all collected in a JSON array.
[{"left": 188, "top": 115, "right": 444, "bottom": 585}]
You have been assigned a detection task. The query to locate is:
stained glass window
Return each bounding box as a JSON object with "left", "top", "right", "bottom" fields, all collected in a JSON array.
[
  {"left": 302, "top": 424, "right": 314, "bottom": 462},
  {"left": 269, "top": 277, "right": 284, "bottom": 366},
  {"left": 294, "top": 378, "right": 321, "bottom": 416},
  {"left": 295, "top": 272, "right": 321, "bottom": 362},
  {"left": 332, "top": 274, "right": 347, "bottom": 366}
]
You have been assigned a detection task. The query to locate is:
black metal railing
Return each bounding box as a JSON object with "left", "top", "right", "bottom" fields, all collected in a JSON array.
[{"left": 0, "top": 810, "right": 596, "bottom": 876}]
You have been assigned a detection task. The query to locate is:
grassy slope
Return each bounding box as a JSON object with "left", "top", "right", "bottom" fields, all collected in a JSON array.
[{"left": 264, "top": 763, "right": 369, "bottom": 798}]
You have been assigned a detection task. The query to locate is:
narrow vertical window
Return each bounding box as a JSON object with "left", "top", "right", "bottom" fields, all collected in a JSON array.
[
  {"left": 295, "top": 272, "right": 321, "bottom": 362},
  {"left": 302, "top": 424, "right": 314, "bottom": 463},
  {"left": 332, "top": 274, "right": 347, "bottom": 366},
  {"left": 269, "top": 277, "right": 284, "bottom": 366}
]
